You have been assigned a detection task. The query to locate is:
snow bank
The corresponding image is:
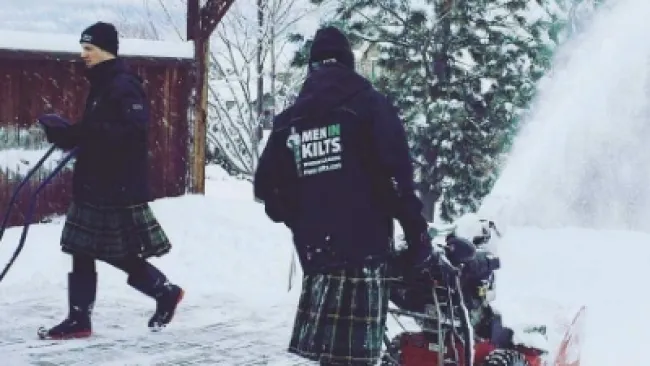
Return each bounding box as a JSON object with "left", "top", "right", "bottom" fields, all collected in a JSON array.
[
  {"left": 492, "top": 225, "right": 650, "bottom": 365},
  {"left": 0, "top": 29, "right": 194, "bottom": 59}
]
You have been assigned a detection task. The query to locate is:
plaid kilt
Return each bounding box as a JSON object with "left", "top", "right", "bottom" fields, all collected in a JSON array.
[
  {"left": 288, "top": 261, "right": 390, "bottom": 365},
  {"left": 60, "top": 201, "right": 172, "bottom": 261}
]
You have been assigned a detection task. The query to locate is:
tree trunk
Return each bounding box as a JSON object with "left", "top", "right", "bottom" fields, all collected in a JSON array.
[
  {"left": 256, "top": 0, "right": 265, "bottom": 118},
  {"left": 270, "top": 18, "right": 276, "bottom": 119},
  {"left": 417, "top": 183, "right": 440, "bottom": 223}
]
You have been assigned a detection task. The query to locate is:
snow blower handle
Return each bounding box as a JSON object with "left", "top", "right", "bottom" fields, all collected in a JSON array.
[{"left": 38, "top": 113, "right": 71, "bottom": 128}]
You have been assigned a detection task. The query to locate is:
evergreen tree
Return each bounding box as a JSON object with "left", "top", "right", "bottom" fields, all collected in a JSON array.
[{"left": 291, "top": 0, "right": 559, "bottom": 222}]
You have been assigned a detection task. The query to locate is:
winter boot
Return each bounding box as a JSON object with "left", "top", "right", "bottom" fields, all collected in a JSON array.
[
  {"left": 127, "top": 263, "right": 184, "bottom": 331},
  {"left": 37, "top": 272, "right": 96, "bottom": 340}
]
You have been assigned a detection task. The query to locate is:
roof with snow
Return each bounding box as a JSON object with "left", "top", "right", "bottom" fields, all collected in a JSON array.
[{"left": 0, "top": 29, "right": 194, "bottom": 60}]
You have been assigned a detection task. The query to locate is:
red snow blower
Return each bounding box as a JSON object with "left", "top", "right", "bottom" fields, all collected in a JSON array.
[
  {"left": 0, "top": 116, "right": 78, "bottom": 284},
  {"left": 381, "top": 228, "right": 584, "bottom": 366}
]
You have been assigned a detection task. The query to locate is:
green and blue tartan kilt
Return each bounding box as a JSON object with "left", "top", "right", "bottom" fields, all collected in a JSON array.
[
  {"left": 60, "top": 201, "right": 172, "bottom": 261},
  {"left": 288, "top": 261, "right": 390, "bottom": 365}
]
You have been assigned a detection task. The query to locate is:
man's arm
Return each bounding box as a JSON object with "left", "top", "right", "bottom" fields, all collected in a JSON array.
[
  {"left": 83, "top": 78, "right": 148, "bottom": 143},
  {"left": 43, "top": 77, "right": 148, "bottom": 150},
  {"left": 370, "top": 92, "right": 429, "bottom": 241}
]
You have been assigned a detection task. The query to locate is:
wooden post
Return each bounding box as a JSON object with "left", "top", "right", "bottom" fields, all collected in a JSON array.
[
  {"left": 191, "top": 36, "right": 209, "bottom": 194},
  {"left": 187, "top": 0, "right": 204, "bottom": 194},
  {"left": 186, "top": 0, "right": 236, "bottom": 194}
]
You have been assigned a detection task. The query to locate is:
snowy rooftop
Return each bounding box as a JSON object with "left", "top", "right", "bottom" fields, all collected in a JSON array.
[{"left": 0, "top": 29, "right": 194, "bottom": 59}]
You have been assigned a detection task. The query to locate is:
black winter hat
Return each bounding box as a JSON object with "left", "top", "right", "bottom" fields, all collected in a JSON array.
[
  {"left": 308, "top": 26, "right": 354, "bottom": 70},
  {"left": 80, "top": 22, "right": 119, "bottom": 56}
]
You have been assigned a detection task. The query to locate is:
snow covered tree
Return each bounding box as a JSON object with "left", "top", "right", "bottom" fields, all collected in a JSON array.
[
  {"left": 152, "top": 0, "right": 314, "bottom": 178},
  {"left": 204, "top": 0, "right": 319, "bottom": 178},
  {"left": 291, "top": 0, "right": 559, "bottom": 222}
]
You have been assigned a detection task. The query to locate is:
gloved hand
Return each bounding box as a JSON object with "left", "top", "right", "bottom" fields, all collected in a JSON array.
[
  {"left": 38, "top": 114, "right": 72, "bottom": 145},
  {"left": 407, "top": 231, "right": 435, "bottom": 270},
  {"left": 38, "top": 114, "right": 84, "bottom": 150},
  {"left": 407, "top": 232, "right": 460, "bottom": 279}
]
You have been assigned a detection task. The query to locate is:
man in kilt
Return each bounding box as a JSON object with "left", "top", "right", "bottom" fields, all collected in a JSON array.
[
  {"left": 36, "top": 22, "right": 183, "bottom": 339},
  {"left": 254, "top": 26, "right": 439, "bottom": 365}
]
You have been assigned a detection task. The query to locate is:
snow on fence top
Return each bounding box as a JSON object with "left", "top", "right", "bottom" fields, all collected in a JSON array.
[{"left": 0, "top": 29, "right": 194, "bottom": 59}]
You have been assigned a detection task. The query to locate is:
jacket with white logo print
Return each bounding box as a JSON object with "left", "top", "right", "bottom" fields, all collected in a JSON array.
[{"left": 254, "top": 63, "right": 428, "bottom": 274}]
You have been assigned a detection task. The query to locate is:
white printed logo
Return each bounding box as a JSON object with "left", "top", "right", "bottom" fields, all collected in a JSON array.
[{"left": 286, "top": 123, "right": 342, "bottom": 176}]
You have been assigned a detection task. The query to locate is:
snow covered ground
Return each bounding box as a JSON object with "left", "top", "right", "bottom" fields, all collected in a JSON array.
[
  {"left": 0, "top": 165, "right": 308, "bottom": 365},
  {"left": 0, "top": 165, "right": 646, "bottom": 365}
]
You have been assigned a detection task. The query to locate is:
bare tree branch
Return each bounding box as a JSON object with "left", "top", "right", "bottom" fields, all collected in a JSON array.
[{"left": 146, "top": 0, "right": 315, "bottom": 177}]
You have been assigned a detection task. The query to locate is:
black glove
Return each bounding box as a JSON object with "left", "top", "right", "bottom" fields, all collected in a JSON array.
[
  {"left": 406, "top": 231, "right": 435, "bottom": 269},
  {"left": 38, "top": 114, "right": 83, "bottom": 150},
  {"left": 38, "top": 114, "right": 72, "bottom": 145},
  {"left": 407, "top": 232, "right": 460, "bottom": 279}
]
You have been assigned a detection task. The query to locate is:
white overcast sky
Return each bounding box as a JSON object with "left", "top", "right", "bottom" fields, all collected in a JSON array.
[{"left": 0, "top": 0, "right": 333, "bottom": 41}]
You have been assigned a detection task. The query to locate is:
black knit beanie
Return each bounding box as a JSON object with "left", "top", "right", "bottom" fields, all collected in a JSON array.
[
  {"left": 308, "top": 26, "right": 354, "bottom": 70},
  {"left": 80, "top": 22, "right": 119, "bottom": 56}
]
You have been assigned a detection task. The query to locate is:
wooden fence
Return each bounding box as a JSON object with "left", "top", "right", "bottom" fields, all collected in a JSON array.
[{"left": 0, "top": 49, "right": 194, "bottom": 228}]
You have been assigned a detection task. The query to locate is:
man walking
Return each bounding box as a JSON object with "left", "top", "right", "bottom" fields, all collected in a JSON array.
[
  {"left": 254, "top": 26, "right": 444, "bottom": 365},
  {"left": 37, "top": 21, "right": 183, "bottom": 340}
]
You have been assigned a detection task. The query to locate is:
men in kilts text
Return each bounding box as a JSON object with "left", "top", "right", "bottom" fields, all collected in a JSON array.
[
  {"left": 37, "top": 21, "right": 183, "bottom": 340},
  {"left": 255, "top": 26, "right": 437, "bottom": 365}
]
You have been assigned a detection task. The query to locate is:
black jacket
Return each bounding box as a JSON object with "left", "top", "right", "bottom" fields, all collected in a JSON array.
[
  {"left": 51, "top": 58, "right": 150, "bottom": 206},
  {"left": 254, "top": 63, "right": 428, "bottom": 274}
]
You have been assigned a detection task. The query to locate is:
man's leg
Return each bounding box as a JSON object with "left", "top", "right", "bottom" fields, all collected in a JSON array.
[
  {"left": 105, "top": 257, "right": 184, "bottom": 330},
  {"left": 38, "top": 254, "right": 97, "bottom": 339}
]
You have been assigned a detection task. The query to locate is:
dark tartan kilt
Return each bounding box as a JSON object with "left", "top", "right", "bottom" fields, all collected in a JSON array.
[
  {"left": 288, "top": 261, "right": 390, "bottom": 365},
  {"left": 60, "top": 201, "right": 172, "bottom": 261}
]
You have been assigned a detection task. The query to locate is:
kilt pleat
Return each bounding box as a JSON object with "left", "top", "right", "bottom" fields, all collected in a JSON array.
[
  {"left": 60, "top": 201, "right": 171, "bottom": 261},
  {"left": 288, "top": 261, "right": 390, "bottom": 365}
]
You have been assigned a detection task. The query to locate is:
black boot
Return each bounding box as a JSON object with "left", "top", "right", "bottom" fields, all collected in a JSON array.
[
  {"left": 38, "top": 272, "right": 96, "bottom": 340},
  {"left": 127, "top": 262, "right": 184, "bottom": 331}
]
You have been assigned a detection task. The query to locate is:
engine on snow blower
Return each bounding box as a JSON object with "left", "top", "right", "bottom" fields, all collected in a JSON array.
[{"left": 382, "top": 232, "right": 547, "bottom": 366}]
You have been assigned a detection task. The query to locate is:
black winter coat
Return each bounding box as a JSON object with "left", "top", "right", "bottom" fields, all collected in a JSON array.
[
  {"left": 254, "top": 63, "right": 428, "bottom": 274},
  {"left": 52, "top": 58, "right": 150, "bottom": 206}
]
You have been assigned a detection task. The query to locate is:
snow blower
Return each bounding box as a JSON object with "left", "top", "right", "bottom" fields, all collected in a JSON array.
[
  {"left": 0, "top": 117, "right": 78, "bottom": 284},
  {"left": 381, "top": 226, "right": 548, "bottom": 366}
]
